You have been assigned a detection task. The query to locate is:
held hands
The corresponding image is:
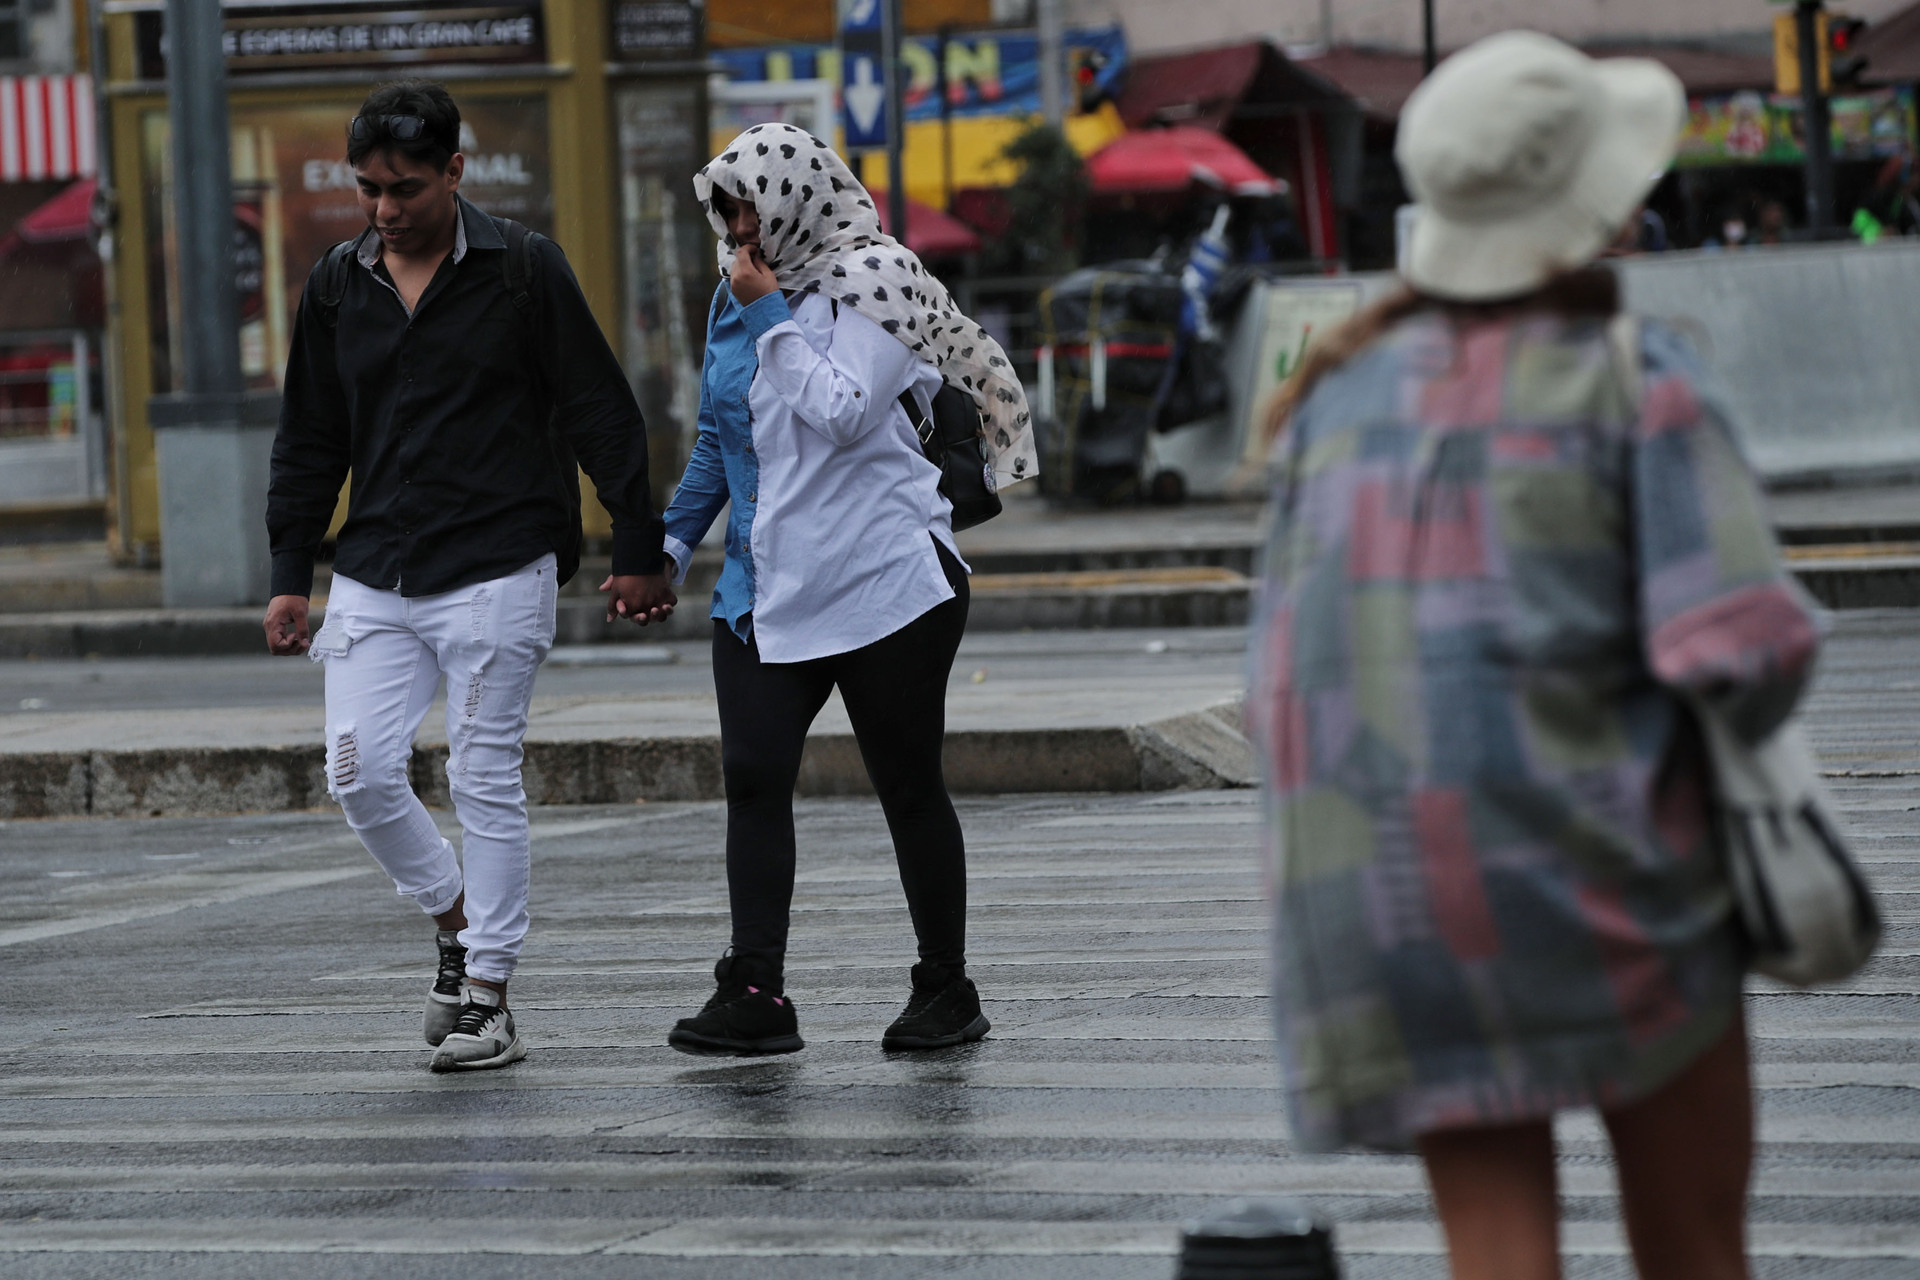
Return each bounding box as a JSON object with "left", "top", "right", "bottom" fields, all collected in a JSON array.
[
  {"left": 263, "top": 595, "right": 311, "bottom": 656},
  {"left": 602, "top": 572, "right": 677, "bottom": 626},
  {"left": 730, "top": 245, "right": 778, "bottom": 305}
]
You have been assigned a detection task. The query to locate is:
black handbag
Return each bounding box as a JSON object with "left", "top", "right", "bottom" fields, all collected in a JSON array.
[{"left": 898, "top": 384, "right": 1003, "bottom": 531}]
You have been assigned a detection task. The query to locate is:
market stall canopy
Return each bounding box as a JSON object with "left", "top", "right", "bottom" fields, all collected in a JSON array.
[
  {"left": 1858, "top": 0, "right": 1920, "bottom": 84},
  {"left": 0, "top": 176, "right": 95, "bottom": 261},
  {"left": 14, "top": 177, "right": 94, "bottom": 243},
  {"left": 1118, "top": 41, "right": 1347, "bottom": 131},
  {"left": 0, "top": 75, "right": 96, "bottom": 182},
  {"left": 873, "top": 195, "right": 982, "bottom": 257},
  {"left": 1086, "top": 126, "right": 1285, "bottom": 197},
  {"left": 1293, "top": 44, "right": 1775, "bottom": 122},
  {"left": 1113, "top": 43, "right": 1338, "bottom": 257}
]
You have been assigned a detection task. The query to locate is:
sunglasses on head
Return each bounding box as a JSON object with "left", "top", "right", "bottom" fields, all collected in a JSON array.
[{"left": 348, "top": 114, "right": 442, "bottom": 146}]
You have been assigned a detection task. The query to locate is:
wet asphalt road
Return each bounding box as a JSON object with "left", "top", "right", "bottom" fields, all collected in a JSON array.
[{"left": 0, "top": 615, "right": 1917, "bottom": 1277}]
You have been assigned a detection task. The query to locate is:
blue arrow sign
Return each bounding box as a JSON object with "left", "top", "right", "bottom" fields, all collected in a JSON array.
[
  {"left": 839, "top": 0, "right": 888, "bottom": 152},
  {"left": 843, "top": 54, "right": 888, "bottom": 148}
]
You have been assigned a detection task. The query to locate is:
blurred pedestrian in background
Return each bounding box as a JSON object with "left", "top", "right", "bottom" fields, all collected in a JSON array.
[
  {"left": 660, "top": 124, "right": 1034, "bottom": 1058},
  {"left": 1249, "top": 32, "right": 1821, "bottom": 1280}
]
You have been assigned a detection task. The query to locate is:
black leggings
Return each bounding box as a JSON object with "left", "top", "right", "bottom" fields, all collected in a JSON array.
[{"left": 712, "top": 540, "right": 970, "bottom": 984}]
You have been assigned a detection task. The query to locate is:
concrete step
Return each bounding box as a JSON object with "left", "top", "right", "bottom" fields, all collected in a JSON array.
[
  {"left": 13, "top": 544, "right": 1920, "bottom": 657},
  {"left": 0, "top": 565, "right": 1257, "bottom": 657},
  {"left": 1782, "top": 543, "right": 1920, "bottom": 609}
]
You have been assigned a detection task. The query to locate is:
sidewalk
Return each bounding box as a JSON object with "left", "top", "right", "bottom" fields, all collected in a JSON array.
[{"left": 7, "top": 479, "right": 1920, "bottom": 659}]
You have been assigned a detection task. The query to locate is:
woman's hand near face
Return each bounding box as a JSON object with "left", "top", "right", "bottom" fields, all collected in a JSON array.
[{"left": 730, "top": 244, "right": 778, "bottom": 304}]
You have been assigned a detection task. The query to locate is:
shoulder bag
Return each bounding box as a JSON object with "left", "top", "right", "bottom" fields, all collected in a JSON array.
[
  {"left": 1609, "top": 314, "right": 1880, "bottom": 986},
  {"left": 897, "top": 384, "right": 1003, "bottom": 531}
]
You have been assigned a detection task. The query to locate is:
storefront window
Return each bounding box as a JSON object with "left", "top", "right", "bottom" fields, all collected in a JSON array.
[
  {"left": 615, "top": 82, "right": 709, "bottom": 482},
  {"left": 140, "top": 95, "right": 553, "bottom": 395},
  {"left": 0, "top": 332, "right": 104, "bottom": 504}
]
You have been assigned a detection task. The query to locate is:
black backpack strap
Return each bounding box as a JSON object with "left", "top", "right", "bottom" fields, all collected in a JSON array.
[
  {"left": 500, "top": 219, "right": 541, "bottom": 316},
  {"left": 315, "top": 237, "right": 359, "bottom": 328}
]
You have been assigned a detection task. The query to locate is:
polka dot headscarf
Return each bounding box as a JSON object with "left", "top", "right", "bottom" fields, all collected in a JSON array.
[{"left": 694, "top": 123, "right": 1036, "bottom": 486}]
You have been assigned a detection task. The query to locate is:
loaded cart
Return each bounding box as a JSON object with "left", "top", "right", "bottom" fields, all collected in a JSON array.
[
  {"left": 1033, "top": 261, "right": 1182, "bottom": 504},
  {"left": 1033, "top": 250, "right": 1380, "bottom": 504},
  {"left": 1033, "top": 262, "right": 1236, "bottom": 504},
  {"left": 1032, "top": 208, "right": 1238, "bottom": 505}
]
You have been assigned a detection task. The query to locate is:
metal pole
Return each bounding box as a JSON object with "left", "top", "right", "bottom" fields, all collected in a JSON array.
[
  {"left": 1422, "top": 0, "right": 1436, "bottom": 75},
  {"left": 938, "top": 24, "right": 954, "bottom": 212},
  {"left": 151, "top": 0, "right": 275, "bottom": 607},
  {"left": 87, "top": 0, "right": 136, "bottom": 557},
  {"left": 882, "top": 0, "right": 906, "bottom": 244},
  {"left": 1037, "top": 0, "right": 1064, "bottom": 128},
  {"left": 163, "top": 0, "right": 242, "bottom": 397},
  {"left": 1797, "top": 0, "right": 1835, "bottom": 235}
]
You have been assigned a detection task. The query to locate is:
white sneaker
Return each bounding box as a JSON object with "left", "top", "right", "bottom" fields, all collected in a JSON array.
[
  {"left": 425, "top": 930, "right": 467, "bottom": 1047},
  {"left": 429, "top": 984, "right": 525, "bottom": 1073}
]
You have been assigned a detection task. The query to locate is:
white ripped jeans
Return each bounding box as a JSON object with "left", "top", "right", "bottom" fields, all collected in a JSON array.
[{"left": 311, "top": 554, "right": 557, "bottom": 983}]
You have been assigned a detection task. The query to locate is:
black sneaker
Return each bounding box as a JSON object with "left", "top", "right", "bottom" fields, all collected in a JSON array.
[
  {"left": 882, "top": 961, "right": 990, "bottom": 1050},
  {"left": 424, "top": 929, "right": 467, "bottom": 1047},
  {"left": 667, "top": 952, "right": 804, "bottom": 1056}
]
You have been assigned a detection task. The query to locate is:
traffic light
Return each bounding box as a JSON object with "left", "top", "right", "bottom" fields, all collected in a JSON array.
[
  {"left": 1774, "top": 10, "right": 1869, "bottom": 95},
  {"left": 1070, "top": 49, "right": 1110, "bottom": 114},
  {"left": 1830, "top": 15, "right": 1869, "bottom": 86}
]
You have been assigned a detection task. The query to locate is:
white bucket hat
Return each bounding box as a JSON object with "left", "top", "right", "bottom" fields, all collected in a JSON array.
[{"left": 1396, "top": 30, "right": 1686, "bottom": 301}]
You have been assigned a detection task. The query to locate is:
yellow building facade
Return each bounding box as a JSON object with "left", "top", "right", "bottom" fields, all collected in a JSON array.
[{"left": 99, "top": 0, "right": 710, "bottom": 555}]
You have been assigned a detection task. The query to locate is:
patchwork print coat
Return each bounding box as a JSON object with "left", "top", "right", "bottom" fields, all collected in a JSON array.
[{"left": 1249, "top": 310, "right": 1819, "bottom": 1152}]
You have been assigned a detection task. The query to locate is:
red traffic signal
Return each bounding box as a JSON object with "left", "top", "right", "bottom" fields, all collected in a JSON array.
[
  {"left": 1070, "top": 49, "right": 1110, "bottom": 112},
  {"left": 1830, "top": 15, "right": 1870, "bottom": 84}
]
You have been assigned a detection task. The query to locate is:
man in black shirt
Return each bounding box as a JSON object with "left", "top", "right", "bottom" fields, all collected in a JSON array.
[{"left": 264, "top": 81, "right": 675, "bottom": 1072}]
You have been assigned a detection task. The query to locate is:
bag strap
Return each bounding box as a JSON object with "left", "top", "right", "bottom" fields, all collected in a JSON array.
[
  {"left": 315, "top": 238, "right": 359, "bottom": 328},
  {"left": 898, "top": 389, "right": 936, "bottom": 448},
  {"left": 1606, "top": 313, "right": 1643, "bottom": 409},
  {"left": 500, "top": 219, "right": 539, "bottom": 316}
]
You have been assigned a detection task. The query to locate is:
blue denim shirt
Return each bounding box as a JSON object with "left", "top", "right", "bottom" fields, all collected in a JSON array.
[{"left": 662, "top": 285, "right": 793, "bottom": 642}]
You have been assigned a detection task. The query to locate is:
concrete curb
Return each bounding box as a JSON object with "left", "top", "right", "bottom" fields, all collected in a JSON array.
[{"left": 0, "top": 701, "right": 1254, "bottom": 820}]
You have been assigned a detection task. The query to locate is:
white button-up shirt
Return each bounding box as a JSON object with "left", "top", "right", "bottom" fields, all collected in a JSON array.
[{"left": 666, "top": 290, "right": 967, "bottom": 664}]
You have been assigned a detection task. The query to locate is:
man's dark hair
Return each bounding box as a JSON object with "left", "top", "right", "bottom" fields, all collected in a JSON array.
[{"left": 347, "top": 81, "right": 461, "bottom": 172}]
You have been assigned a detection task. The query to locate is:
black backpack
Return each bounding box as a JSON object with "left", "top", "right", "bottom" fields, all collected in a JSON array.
[
  {"left": 896, "top": 382, "right": 1002, "bottom": 532},
  {"left": 313, "top": 219, "right": 587, "bottom": 584}
]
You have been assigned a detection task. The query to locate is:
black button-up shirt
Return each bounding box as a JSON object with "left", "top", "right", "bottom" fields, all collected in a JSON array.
[{"left": 267, "top": 197, "right": 664, "bottom": 599}]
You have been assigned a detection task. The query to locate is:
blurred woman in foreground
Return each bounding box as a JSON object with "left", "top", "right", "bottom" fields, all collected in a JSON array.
[{"left": 1250, "top": 32, "right": 1820, "bottom": 1280}]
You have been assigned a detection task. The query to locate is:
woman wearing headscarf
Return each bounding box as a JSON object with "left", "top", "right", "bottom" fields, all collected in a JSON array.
[
  {"left": 1250, "top": 33, "right": 1819, "bottom": 1280},
  {"left": 660, "top": 124, "right": 1036, "bottom": 1057}
]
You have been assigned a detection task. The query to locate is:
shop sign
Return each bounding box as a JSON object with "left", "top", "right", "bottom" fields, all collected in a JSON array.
[
  {"left": 610, "top": 0, "right": 701, "bottom": 62},
  {"left": 1677, "top": 87, "right": 1915, "bottom": 167},
  {"left": 1238, "top": 279, "right": 1363, "bottom": 464},
  {"left": 713, "top": 25, "right": 1126, "bottom": 122},
  {"left": 135, "top": 1, "right": 546, "bottom": 78}
]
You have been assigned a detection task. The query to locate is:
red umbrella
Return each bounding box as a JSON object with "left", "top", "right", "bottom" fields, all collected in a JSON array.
[
  {"left": 1086, "top": 127, "right": 1284, "bottom": 197},
  {"left": 874, "top": 196, "right": 983, "bottom": 258}
]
